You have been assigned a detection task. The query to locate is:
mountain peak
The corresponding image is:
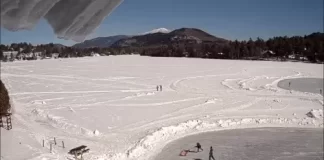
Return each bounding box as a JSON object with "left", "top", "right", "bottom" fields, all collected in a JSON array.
[
  {"left": 112, "top": 27, "right": 229, "bottom": 48},
  {"left": 143, "top": 28, "right": 171, "bottom": 35}
]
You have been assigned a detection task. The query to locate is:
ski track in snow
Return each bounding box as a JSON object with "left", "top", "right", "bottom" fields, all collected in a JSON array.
[
  {"left": 220, "top": 71, "right": 303, "bottom": 92},
  {"left": 10, "top": 90, "right": 154, "bottom": 96},
  {"left": 1, "top": 56, "right": 323, "bottom": 160}
]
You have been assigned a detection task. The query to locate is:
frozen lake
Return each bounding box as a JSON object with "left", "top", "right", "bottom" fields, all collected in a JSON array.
[
  {"left": 155, "top": 127, "right": 323, "bottom": 160},
  {"left": 278, "top": 78, "right": 323, "bottom": 95},
  {"left": 1, "top": 55, "right": 323, "bottom": 160}
]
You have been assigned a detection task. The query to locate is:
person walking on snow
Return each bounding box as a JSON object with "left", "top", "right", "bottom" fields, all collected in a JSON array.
[
  {"left": 159, "top": 85, "right": 162, "bottom": 91},
  {"left": 156, "top": 85, "right": 159, "bottom": 91},
  {"left": 209, "top": 146, "right": 215, "bottom": 160},
  {"left": 195, "top": 142, "right": 203, "bottom": 152},
  {"left": 289, "top": 81, "right": 291, "bottom": 88}
]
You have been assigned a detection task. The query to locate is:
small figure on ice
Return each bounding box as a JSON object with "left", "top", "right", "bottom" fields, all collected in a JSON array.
[
  {"left": 195, "top": 142, "right": 203, "bottom": 152},
  {"left": 288, "top": 81, "right": 291, "bottom": 88},
  {"left": 159, "top": 85, "right": 163, "bottom": 92},
  {"left": 209, "top": 146, "right": 215, "bottom": 160},
  {"left": 156, "top": 85, "right": 159, "bottom": 91}
]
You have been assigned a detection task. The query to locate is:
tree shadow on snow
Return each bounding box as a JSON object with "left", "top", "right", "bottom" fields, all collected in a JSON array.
[
  {"left": 183, "top": 149, "right": 198, "bottom": 153},
  {"left": 188, "top": 150, "right": 198, "bottom": 153}
]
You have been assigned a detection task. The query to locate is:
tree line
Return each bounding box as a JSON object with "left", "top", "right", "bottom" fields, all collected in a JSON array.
[
  {"left": 1, "top": 32, "right": 323, "bottom": 62},
  {"left": 140, "top": 32, "right": 324, "bottom": 62},
  {"left": 0, "top": 42, "right": 137, "bottom": 61},
  {"left": 0, "top": 79, "right": 11, "bottom": 114}
]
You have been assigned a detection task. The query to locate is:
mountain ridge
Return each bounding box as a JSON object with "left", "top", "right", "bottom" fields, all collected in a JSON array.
[
  {"left": 73, "top": 35, "right": 130, "bottom": 48},
  {"left": 111, "top": 27, "right": 228, "bottom": 48},
  {"left": 73, "top": 27, "right": 228, "bottom": 48}
]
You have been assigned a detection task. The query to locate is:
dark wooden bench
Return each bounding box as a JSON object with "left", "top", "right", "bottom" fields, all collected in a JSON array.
[{"left": 68, "top": 145, "right": 90, "bottom": 160}]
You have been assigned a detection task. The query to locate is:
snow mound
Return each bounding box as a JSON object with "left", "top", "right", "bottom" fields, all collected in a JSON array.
[
  {"left": 31, "top": 100, "right": 46, "bottom": 105},
  {"left": 1, "top": 0, "right": 123, "bottom": 42},
  {"left": 80, "top": 127, "right": 92, "bottom": 135},
  {"left": 205, "top": 98, "right": 222, "bottom": 104},
  {"left": 9, "top": 98, "right": 16, "bottom": 114},
  {"left": 306, "top": 109, "right": 323, "bottom": 119},
  {"left": 93, "top": 129, "right": 100, "bottom": 136},
  {"left": 136, "top": 92, "right": 155, "bottom": 97},
  {"left": 31, "top": 109, "right": 93, "bottom": 136},
  {"left": 126, "top": 120, "right": 203, "bottom": 159},
  {"left": 68, "top": 107, "right": 76, "bottom": 113}
]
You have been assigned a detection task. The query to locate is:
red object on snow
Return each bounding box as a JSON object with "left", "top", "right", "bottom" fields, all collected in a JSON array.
[{"left": 179, "top": 150, "right": 188, "bottom": 156}]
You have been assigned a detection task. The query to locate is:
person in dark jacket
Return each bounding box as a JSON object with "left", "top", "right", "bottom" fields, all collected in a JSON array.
[
  {"left": 209, "top": 146, "right": 215, "bottom": 160},
  {"left": 159, "top": 85, "right": 162, "bottom": 91},
  {"left": 195, "top": 142, "right": 203, "bottom": 152},
  {"left": 289, "top": 81, "right": 291, "bottom": 88}
]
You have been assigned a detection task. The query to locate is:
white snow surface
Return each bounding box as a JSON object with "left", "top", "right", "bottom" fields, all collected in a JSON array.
[
  {"left": 1, "top": 55, "right": 323, "bottom": 160},
  {"left": 143, "top": 28, "right": 171, "bottom": 35},
  {"left": 0, "top": 0, "right": 123, "bottom": 42}
]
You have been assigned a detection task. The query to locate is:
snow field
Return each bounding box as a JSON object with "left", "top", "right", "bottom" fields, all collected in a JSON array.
[{"left": 1, "top": 55, "right": 323, "bottom": 160}]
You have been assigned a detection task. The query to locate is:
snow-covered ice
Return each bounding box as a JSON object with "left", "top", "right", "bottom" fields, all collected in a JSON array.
[
  {"left": 1, "top": 55, "right": 323, "bottom": 160},
  {"left": 278, "top": 78, "right": 323, "bottom": 95},
  {"left": 0, "top": 0, "right": 123, "bottom": 41}
]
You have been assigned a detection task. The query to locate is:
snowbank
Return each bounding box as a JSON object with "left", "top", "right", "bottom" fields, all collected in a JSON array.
[
  {"left": 93, "top": 129, "right": 100, "bottom": 136},
  {"left": 31, "top": 108, "right": 94, "bottom": 136},
  {"left": 205, "top": 98, "right": 221, "bottom": 104},
  {"left": 1, "top": 0, "right": 123, "bottom": 42},
  {"left": 306, "top": 109, "right": 323, "bottom": 119},
  {"left": 31, "top": 100, "right": 46, "bottom": 105}
]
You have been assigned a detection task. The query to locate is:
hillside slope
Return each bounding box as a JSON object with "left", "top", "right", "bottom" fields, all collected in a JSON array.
[
  {"left": 112, "top": 28, "right": 228, "bottom": 47},
  {"left": 73, "top": 35, "right": 130, "bottom": 48}
]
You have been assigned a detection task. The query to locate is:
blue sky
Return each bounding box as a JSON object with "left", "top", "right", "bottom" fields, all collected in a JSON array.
[{"left": 1, "top": 0, "right": 323, "bottom": 46}]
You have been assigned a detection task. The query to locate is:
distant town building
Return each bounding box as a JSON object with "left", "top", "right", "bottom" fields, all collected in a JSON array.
[
  {"left": 261, "top": 50, "right": 276, "bottom": 58},
  {"left": 2, "top": 51, "right": 18, "bottom": 58},
  {"left": 52, "top": 53, "right": 60, "bottom": 59},
  {"left": 288, "top": 54, "right": 296, "bottom": 59},
  {"left": 90, "top": 52, "right": 100, "bottom": 57},
  {"left": 299, "top": 56, "right": 308, "bottom": 61}
]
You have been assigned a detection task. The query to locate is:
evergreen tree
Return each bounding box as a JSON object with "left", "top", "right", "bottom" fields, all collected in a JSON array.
[
  {"left": 0, "top": 80, "right": 11, "bottom": 114},
  {"left": 0, "top": 50, "right": 3, "bottom": 60}
]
